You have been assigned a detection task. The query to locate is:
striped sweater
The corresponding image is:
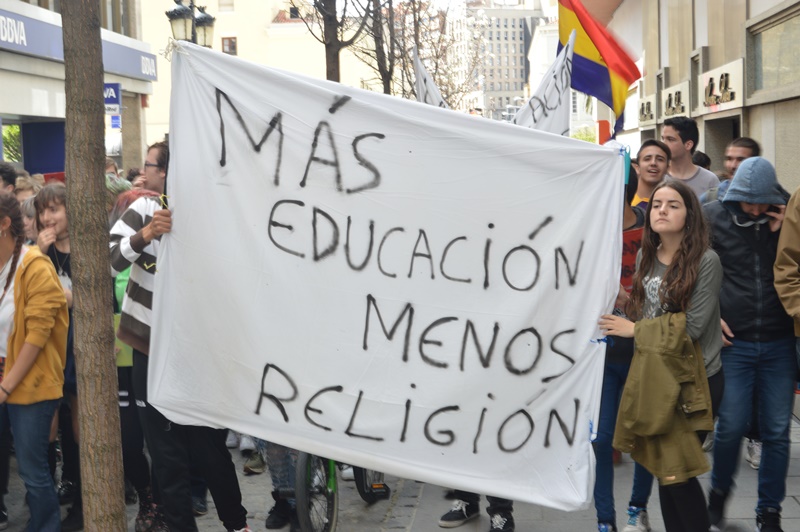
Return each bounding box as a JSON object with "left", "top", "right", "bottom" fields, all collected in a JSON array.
[{"left": 109, "top": 197, "right": 161, "bottom": 354}]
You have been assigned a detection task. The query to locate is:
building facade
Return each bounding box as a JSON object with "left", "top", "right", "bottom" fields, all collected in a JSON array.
[
  {"left": 0, "top": 0, "right": 155, "bottom": 173},
  {"left": 627, "top": 0, "right": 800, "bottom": 190},
  {"left": 469, "top": 0, "right": 543, "bottom": 120}
]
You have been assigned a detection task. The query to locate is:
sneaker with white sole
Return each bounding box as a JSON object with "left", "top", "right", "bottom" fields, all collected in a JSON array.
[
  {"left": 340, "top": 465, "right": 355, "bottom": 481},
  {"left": 225, "top": 430, "right": 240, "bottom": 449},
  {"left": 702, "top": 431, "right": 715, "bottom": 452},
  {"left": 621, "top": 506, "right": 651, "bottom": 532},
  {"left": 489, "top": 512, "right": 514, "bottom": 531},
  {"left": 438, "top": 500, "right": 479, "bottom": 528},
  {"left": 598, "top": 523, "right": 617, "bottom": 532},
  {"left": 239, "top": 434, "right": 256, "bottom": 455},
  {"left": 747, "top": 439, "right": 762, "bottom": 469}
]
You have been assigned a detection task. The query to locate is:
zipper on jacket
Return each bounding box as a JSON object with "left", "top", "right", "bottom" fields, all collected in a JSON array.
[{"left": 754, "top": 223, "right": 762, "bottom": 339}]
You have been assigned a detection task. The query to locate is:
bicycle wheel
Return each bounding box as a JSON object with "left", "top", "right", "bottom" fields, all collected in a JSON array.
[
  {"left": 295, "top": 453, "right": 339, "bottom": 532},
  {"left": 353, "top": 467, "right": 391, "bottom": 504}
]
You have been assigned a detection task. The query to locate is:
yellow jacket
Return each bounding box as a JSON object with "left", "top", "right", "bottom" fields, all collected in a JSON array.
[
  {"left": 613, "top": 313, "right": 713, "bottom": 485},
  {"left": 6, "top": 247, "right": 68, "bottom": 405}
]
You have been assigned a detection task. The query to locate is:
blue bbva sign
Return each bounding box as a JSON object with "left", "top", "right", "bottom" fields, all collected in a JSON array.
[
  {"left": 104, "top": 83, "right": 122, "bottom": 106},
  {"left": 0, "top": 7, "right": 157, "bottom": 82}
]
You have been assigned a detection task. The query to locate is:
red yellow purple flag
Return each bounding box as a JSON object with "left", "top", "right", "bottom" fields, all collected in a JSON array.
[{"left": 558, "top": 0, "right": 639, "bottom": 134}]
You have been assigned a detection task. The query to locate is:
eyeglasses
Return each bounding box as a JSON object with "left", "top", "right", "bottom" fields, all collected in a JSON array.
[{"left": 143, "top": 162, "right": 160, "bottom": 169}]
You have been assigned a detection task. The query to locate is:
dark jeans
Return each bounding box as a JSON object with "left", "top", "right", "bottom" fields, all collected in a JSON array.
[
  {"left": 711, "top": 337, "right": 796, "bottom": 510},
  {"left": 0, "top": 404, "right": 11, "bottom": 497},
  {"left": 118, "top": 366, "right": 151, "bottom": 493},
  {"left": 6, "top": 399, "right": 61, "bottom": 531},
  {"left": 454, "top": 490, "right": 513, "bottom": 516},
  {"left": 593, "top": 363, "right": 654, "bottom": 526},
  {"left": 133, "top": 350, "right": 247, "bottom": 531}
]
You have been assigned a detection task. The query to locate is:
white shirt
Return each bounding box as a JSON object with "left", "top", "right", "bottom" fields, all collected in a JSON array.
[{"left": 0, "top": 247, "right": 29, "bottom": 359}]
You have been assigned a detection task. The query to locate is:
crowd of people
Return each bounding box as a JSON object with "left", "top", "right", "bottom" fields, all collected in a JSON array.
[{"left": 0, "top": 115, "right": 798, "bottom": 532}]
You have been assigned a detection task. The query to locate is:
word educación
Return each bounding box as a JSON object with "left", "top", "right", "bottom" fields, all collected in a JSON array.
[{"left": 215, "top": 89, "right": 586, "bottom": 455}]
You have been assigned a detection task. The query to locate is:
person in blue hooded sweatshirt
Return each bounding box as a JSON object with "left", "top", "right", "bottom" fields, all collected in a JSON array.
[{"left": 703, "top": 157, "right": 796, "bottom": 532}]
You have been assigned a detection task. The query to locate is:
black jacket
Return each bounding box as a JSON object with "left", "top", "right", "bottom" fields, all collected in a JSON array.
[{"left": 704, "top": 200, "right": 794, "bottom": 341}]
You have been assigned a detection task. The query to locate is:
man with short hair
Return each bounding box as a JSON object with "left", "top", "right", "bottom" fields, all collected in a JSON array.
[
  {"left": 0, "top": 162, "right": 15, "bottom": 192},
  {"left": 110, "top": 141, "right": 252, "bottom": 532},
  {"left": 724, "top": 137, "right": 760, "bottom": 179},
  {"left": 702, "top": 138, "right": 761, "bottom": 205},
  {"left": 661, "top": 116, "right": 719, "bottom": 197},
  {"left": 705, "top": 157, "right": 795, "bottom": 532},
  {"left": 631, "top": 139, "right": 670, "bottom": 210}
]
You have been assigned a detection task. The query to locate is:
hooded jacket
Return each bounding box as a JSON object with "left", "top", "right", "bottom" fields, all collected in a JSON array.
[{"left": 703, "top": 157, "right": 794, "bottom": 341}]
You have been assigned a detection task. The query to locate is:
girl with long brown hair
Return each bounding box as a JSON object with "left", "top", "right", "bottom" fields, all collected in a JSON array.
[
  {"left": 0, "top": 191, "right": 68, "bottom": 530},
  {"left": 599, "top": 180, "right": 723, "bottom": 532}
]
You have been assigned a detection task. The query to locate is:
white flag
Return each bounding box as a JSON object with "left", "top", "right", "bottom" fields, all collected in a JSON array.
[
  {"left": 513, "top": 30, "right": 576, "bottom": 135},
  {"left": 413, "top": 46, "right": 449, "bottom": 109}
]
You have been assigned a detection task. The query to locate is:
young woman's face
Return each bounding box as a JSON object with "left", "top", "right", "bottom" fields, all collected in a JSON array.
[
  {"left": 39, "top": 201, "right": 69, "bottom": 240},
  {"left": 650, "top": 187, "right": 687, "bottom": 236}
]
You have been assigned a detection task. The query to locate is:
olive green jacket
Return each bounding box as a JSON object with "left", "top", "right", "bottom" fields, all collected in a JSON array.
[{"left": 613, "top": 312, "right": 713, "bottom": 485}]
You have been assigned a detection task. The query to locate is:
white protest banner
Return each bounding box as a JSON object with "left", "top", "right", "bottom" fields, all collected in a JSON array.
[
  {"left": 150, "top": 42, "right": 623, "bottom": 510},
  {"left": 413, "top": 46, "right": 449, "bottom": 108},
  {"left": 513, "top": 30, "right": 575, "bottom": 135}
]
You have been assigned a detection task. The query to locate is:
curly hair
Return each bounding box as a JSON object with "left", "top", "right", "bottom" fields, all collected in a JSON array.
[{"left": 626, "top": 180, "right": 709, "bottom": 318}]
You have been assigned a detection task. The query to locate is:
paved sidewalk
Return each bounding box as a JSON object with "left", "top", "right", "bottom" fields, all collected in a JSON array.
[{"left": 4, "top": 421, "right": 800, "bottom": 531}]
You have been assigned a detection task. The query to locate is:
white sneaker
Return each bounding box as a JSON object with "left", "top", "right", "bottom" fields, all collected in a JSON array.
[
  {"left": 239, "top": 434, "right": 256, "bottom": 454},
  {"left": 340, "top": 465, "right": 355, "bottom": 481},
  {"left": 621, "top": 506, "right": 652, "bottom": 532},
  {"left": 746, "top": 439, "right": 762, "bottom": 469},
  {"left": 702, "top": 431, "right": 714, "bottom": 452},
  {"left": 225, "top": 430, "right": 240, "bottom": 449}
]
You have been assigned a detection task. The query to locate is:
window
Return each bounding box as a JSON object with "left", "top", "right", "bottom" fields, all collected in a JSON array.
[
  {"left": 219, "top": 0, "right": 234, "bottom": 11},
  {"left": 495, "top": 18, "right": 500, "bottom": 28},
  {"left": 571, "top": 91, "right": 578, "bottom": 113},
  {"left": 520, "top": 31, "right": 524, "bottom": 40},
  {"left": 222, "top": 37, "right": 238, "bottom": 56},
  {"left": 511, "top": 44, "right": 516, "bottom": 54},
  {"left": 753, "top": 12, "right": 800, "bottom": 91},
  {"left": 511, "top": 18, "right": 515, "bottom": 28},
  {"left": 505, "top": 83, "right": 510, "bottom": 91},
  {"left": 488, "top": 57, "right": 494, "bottom": 66},
  {"left": 512, "top": 56, "right": 517, "bottom": 66},
  {"left": 489, "top": 82, "right": 495, "bottom": 91},
  {"left": 504, "top": 18, "right": 507, "bottom": 28},
  {"left": 496, "top": 31, "right": 500, "bottom": 40},
  {"left": 504, "top": 31, "right": 508, "bottom": 40}
]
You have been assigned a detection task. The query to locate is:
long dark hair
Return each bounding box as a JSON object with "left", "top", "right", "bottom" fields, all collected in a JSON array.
[
  {"left": 627, "top": 181, "right": 709, "bottom": 318},
  {"left": 0, "top": 193, "right": 26, "bottom": 303}
]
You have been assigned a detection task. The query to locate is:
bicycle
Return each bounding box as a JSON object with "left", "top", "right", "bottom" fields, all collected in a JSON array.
[{"left": 294, "top": 453, "right": 391, "bottom": 532}]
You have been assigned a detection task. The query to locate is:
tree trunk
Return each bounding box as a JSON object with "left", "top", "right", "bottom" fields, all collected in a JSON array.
[
  {"left": 323, "top": 7, "right": 341, "bottom": 82},
  {"left": 61, "top": 1, "right": 126, "bottom": 530}
]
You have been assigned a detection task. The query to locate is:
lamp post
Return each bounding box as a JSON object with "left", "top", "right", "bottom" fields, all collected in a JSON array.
[{"left": 165, "top": 0, "right": 216, "bottom": 47}]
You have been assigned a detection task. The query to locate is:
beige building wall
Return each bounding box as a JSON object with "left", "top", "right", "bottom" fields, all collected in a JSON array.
[
  {"left": 642, "top": 1, "right": 658, "bottom": 95},
  {"left": 706, "top": 0, "right": 746, "bottom": 69},
  {"left": 141, "top": 0, "right": 382, "bottom": 146}
]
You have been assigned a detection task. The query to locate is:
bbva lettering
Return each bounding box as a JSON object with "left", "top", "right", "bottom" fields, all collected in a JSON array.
[
  {"left": 141, "top": 56, "right": 156, "bottom": 76},
  {"left": 0, "top": 16, "right": 27, "bottom": 46}
]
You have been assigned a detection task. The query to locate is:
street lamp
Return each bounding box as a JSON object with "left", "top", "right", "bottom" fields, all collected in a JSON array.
[{"left": 165, "top": 0, "right": 216, "bottom": 47}]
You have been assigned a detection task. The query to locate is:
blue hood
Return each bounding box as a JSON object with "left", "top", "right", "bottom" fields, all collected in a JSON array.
[{"left": 722, "top": 157, "right": 790, "bottom": 208}]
